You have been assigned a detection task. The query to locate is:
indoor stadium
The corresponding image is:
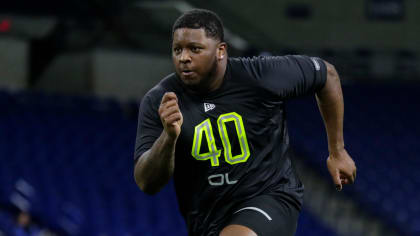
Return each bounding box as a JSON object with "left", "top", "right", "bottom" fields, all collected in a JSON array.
[{"left": 0, "top": 0, "right": 419, "bottom": 236}]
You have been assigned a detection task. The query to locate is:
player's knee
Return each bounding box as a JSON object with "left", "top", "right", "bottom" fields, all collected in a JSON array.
[{"left": 219, "top": 224, "right": 257, "bottom": 236}]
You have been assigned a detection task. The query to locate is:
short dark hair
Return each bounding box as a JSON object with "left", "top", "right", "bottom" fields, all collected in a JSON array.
[{"left": 172, "top": 9, "right": 224, "bottom": 42}]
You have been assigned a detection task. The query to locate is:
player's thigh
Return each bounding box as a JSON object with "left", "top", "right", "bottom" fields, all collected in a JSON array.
[
  {"left": 219, "top": 224, "right": 257, "bottom": 236},
  {"left": 222, "top": 195, "right": 300, "bottom": 236}
]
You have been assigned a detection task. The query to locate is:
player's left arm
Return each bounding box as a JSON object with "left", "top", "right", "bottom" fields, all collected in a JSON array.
[{"left": 316, "top": 61, "right": 357, "bottom": 191}]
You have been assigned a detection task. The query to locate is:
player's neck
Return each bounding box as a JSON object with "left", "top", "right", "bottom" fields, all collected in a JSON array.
[{"left": 207, "top": 58, "right": 227, "bottom": 92}]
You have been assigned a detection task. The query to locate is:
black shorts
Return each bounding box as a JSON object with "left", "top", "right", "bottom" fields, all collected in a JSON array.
[{"left": 222, "top": 194, "right": 300, "bottom": 236}]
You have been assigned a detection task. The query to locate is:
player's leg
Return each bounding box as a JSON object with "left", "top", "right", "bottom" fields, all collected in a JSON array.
[
  {"left": 219, "top": 224, "right": 257, "bottom": 236},
  {"left": 220, "top": 194, "right": 300, "bottom": 236}
]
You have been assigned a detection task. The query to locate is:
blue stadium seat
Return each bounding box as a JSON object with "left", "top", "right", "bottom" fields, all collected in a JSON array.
[{"left": 287, "top": 84, "right": 420, "bottom": 236}]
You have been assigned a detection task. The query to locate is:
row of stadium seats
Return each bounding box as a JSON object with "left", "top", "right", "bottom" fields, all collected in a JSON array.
[
  {"left": 0, "top": 89, "right": 337, "bottom": 235},
  {"left": 287, "top": 83, "right": 420, "bottom": 236}
]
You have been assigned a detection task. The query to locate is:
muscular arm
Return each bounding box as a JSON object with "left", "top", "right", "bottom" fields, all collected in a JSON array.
[
  {"left": 316, "top": 62, "right": 344, "bottom": 154},
  {"left": 316, "top": 61, "right": 356, "bottom": 190},
  {"left": 134, "top": 132, "right": 176, "bottom": 195},
  {"left": 134, "top": 92, "right": 183, "bottom": 195}
]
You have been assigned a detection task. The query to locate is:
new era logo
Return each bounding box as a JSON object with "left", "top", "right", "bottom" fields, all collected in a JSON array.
[{"left": 204, "top": 103, "right": 216, "bottom": 112}]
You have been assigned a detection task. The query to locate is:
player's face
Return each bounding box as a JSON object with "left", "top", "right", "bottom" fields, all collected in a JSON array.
[{"left": 172, "top": 28, "right": 223, "bottom": 90}]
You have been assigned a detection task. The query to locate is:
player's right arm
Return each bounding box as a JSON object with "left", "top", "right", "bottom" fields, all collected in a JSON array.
[{"left": 134, "top": 92, "right": 183, "bottom": 195}]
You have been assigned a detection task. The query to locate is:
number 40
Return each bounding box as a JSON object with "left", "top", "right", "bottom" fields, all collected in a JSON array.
[{"left": 191, "top": 112, "right": 250, "bottom": 167}]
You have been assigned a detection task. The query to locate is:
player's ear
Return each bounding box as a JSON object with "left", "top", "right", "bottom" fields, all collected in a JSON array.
[{"left": 217, "top": 42, "right": 227, "bottom": 60}]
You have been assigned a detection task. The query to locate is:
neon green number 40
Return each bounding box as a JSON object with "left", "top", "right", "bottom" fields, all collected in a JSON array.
[{"left": 191, "top": 112, "right": 250, "bottom": 166}]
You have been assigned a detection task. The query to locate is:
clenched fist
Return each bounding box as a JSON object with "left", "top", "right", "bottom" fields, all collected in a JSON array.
[
  {"left": 159, "top": 92, "right": 183, "bottom": 139},
  {"left": 327, "top": 148, "right": 356, "bottom": 191}
]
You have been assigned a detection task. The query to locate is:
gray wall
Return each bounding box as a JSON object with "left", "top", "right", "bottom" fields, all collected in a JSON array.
[
  {"left": 0, "top": 37, "right": 28, "bottom": 90},
  {"left": 34, "top": 49, "right": 173, "bottom": 101},
  {"left": 35, "top": 52, "right": 92, "bottom": 94},
  {"left": 92, "top": 50, "right": 173, "bottom": 101}
]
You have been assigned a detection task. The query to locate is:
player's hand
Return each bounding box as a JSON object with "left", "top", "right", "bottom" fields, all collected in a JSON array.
[
  {"left": 159, "top": 92, "right": 183, "bottom": 140},
  {"left": 326, "top": 148, "right": 356, "bottom": 191}
]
